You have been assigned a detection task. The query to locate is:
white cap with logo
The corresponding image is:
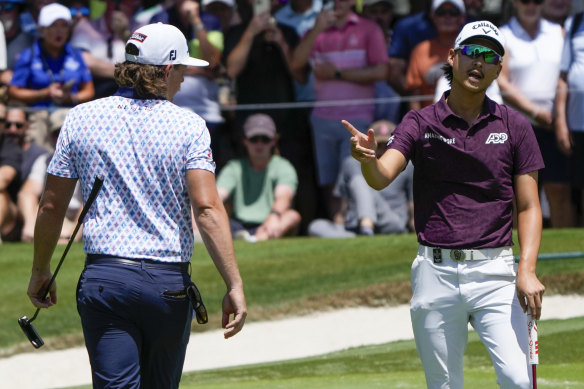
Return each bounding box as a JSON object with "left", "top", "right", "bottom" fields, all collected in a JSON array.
[
  {"left": 454, "top": 20, "right": 506, "bottom": 56},
  {"left": 38, "top": 3, "right": 72, "bottom": 27},
  {"left": 125, "top": 23, "right": 209, "bottom": 67},
  {"left": 432, "top": 0, "right": 465, "bottom": 13}
]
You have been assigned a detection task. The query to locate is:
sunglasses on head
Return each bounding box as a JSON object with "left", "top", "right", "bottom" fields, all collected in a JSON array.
[
  {"left": 519, "top": 0, "right": 544, "bottom": 5},
  {"left": 434, "top": 7, "right": 461, "bottom": 17},
  {"left": 70, "top": 7, "right": 90, "bottom": 16},
  {"left": 458, "top": 45, "right": 502, "bottom": 65},
  {"left": 248, "top": 135, "right": 272, "bottom": 144},
  {"left": 5, "top": 121, "right": 25, "bottom": 129}
]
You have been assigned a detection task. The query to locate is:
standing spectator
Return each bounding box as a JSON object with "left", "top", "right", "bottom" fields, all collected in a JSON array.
[
  {"left": 555, "top": 11, "right": 584, "bottom": 226},
  {"left": 291, "top": 0, "right": 388, "bottom": 218},
  {"left": 0, "top": 0, "right": 36, "bottom": 101},
  {"left": 308, "top": 119, "right": 413, "bottom": 238},
  {"left": 498, "top": 0, "right": 571, "bottom": 227},
  {"left": 25, "top": 22, "right": 247, "bottom": 387},
  {"left": 69, "top": 0, "right": 141, "bottom": 98},
  {"left": 68, "top": 0, "right": 119, "bottom": 99},
  {"left": 405, "top": 0, "right": 466, "bottom": 111},
  {"left": 9, "top": 3, "right": 94, "bottom": 149},
  {"left": 274, "top": 0, "right": 322, "bottom": 103},
  {"left": 18, "top": 108, "right": 83, "bottom": 242},
  {"left": 542, "top": 0, "right": 571, "bottom": 27},
  {"left": 344, "top": 20, "right": 545, "bottom": 387},
  {"left": 223, "top": 1, "right": 316, "bottom": 232},
  {"left": 360, "top": 0, "right": 400, "bottom": 124},
  {"left": 0, "top": 106, "right": 48, "bottom": 242},
  {"left": 150, "top": 0, "right": 225, "bottom": 158},
  {"left": 387, "top": 0, "right": 479, "bottom": 99},
  {"left": 217, "top": 113, "right": 301, "bottom": 242}
]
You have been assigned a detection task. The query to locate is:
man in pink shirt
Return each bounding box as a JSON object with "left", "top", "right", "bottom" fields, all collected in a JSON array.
[{"left": 291, "top": 0, "right": 388, "bottom": 218}]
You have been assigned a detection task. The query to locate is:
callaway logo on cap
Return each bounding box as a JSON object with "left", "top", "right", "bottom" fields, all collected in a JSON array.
[
  {"left": 454, "top": 20, "right": 505, "bottom": 56},
  {"left": 125, "top": 23, "right": 209, "bottom": 67}
]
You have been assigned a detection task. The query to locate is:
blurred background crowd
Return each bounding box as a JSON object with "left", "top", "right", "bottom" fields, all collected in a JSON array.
[{"left": 0, "top": 0, "right": 583, "bottom": 244}]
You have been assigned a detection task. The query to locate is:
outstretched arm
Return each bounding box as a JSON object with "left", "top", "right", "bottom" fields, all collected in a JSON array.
[
  {"left": 342, "top": 120, "right": 407, "bottom": 190},
  {"left": 187, "top": 168, "right": 247, "bottom": 338},
  {"left": 514, "top": 171, "right": 545, "bottom": 320}
]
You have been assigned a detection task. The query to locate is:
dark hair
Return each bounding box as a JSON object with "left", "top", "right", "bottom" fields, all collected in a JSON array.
[
  {"left": 114, "top": 44, "right": 167, "bottom": 98},
  {"left": 441, "top": 62, "right": 453, "bottom": 87}
]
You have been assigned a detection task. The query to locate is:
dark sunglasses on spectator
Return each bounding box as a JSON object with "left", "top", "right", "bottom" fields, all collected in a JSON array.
[
  {"left": 248, "top": 135, "right": 272, "bottom": 144},
  {"left": 5, "top": 121, "right": 25, "bottom": 129},
  {"left": 70, "top": 7, "right": 90, "bottom": 17},
  {"left": 0, "top": 3, "right": 16, "bottom": 12},
  {"left": 458, "top": 45, "right": 502, "bottom": 65},
  {"left": 519, "top": 0, "right": 544, "bottom": 4},
  {"left": 434, "top": 7, "right": 461, "bottom": 17}
]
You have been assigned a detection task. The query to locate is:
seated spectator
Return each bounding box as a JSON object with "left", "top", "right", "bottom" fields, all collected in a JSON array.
[
  {"left": 0, "top": 0, "right": 35, "bottom": 102},
  {"left": 0, "top": 105, "right": 48, "bottom": 242},
  {"left": 308, "top": 120, "right": 413, "bottom": 238},
  {"left": 18, "top": 108, "right": 82, "bottom": 242},
  {"left": 9, "top": 3, "right": 94, "bottom": 149},
  {"left": 405, "top": 0, "right": 466, "bottom": 111},
  {"left": 217, "top": 114, "right": 301, "bottom": 242}
]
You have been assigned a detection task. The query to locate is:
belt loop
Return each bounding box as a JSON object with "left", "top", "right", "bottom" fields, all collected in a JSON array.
[{"left": 141, "top": 259, "right": 146, "bottom": 270}]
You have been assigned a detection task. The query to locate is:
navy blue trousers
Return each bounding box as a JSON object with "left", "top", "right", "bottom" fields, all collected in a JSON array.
[{"left": 76, "top": 259, "right": 193, "bottom": 389}]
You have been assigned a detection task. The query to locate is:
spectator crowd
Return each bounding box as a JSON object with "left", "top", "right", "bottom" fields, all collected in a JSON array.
[{"left": 1, "top": 0, "right": 583, "bottom": 244}]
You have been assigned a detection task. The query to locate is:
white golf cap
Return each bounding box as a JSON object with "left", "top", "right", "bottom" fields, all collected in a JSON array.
[
  {"left": 38, "top": 3, "right": 72, "bottom": 27},
  {"left": 432, "top": 0, "right": 465, "bottom": 13},
  {"left": 202, "top": 0, "right": 235, "bottom": 7},
  {"left": 125, "top": 23, "right": 209, "bottom": 67},
  {"left": 454, "top": 20, "right": 506, "bottom": 56}
]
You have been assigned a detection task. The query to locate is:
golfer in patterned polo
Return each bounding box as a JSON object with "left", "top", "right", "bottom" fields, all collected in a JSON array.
[{"left": 26, "top": 23, "right": 247, "bottom": 388}]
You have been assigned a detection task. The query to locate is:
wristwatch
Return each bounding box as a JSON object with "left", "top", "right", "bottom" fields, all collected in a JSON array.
[{"left": 334, "top": 70, "right": 342, "bottom": 80}]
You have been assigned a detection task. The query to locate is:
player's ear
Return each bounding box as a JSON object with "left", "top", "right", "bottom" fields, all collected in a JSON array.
[{"left": 447, "top": 48, "right": 456, "bottom": 67}]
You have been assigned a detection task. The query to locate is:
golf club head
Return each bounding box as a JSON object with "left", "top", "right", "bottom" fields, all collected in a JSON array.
[{"left": 18, "top": 316, "right": 44, "bottom": 349}]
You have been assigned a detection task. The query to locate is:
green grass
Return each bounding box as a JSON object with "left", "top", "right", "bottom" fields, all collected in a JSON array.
[
  {"left": 67, "top": 316, "right": 584, "bottom": 389},
  {"left": 176, "top": 317, "right": 584, "bottom": 388},
  {"left": 2, "top": 229, "right": 584, "bottom": 352},
  {"left": 3, "top": 228, "right": 584, "bottom": 388}
]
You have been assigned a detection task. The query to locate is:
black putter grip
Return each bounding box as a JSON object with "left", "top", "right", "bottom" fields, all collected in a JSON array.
[{"left": 79, "top": 175, "right": 104, "bottom": 223}]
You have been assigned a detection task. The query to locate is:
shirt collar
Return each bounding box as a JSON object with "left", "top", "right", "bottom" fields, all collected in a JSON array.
[
  {"left": 436, "top": 90, "right": 502, "bottom": 123},
  {"left": 114, "top": 87, "right": 166, "bottom": 100}
]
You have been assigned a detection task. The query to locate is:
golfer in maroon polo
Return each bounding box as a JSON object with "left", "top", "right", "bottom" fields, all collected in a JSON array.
[{"left": 344, "top": 20, "right": 545, "bottom": 388}]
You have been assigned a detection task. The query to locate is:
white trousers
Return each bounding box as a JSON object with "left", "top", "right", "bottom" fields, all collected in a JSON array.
[{"left": 410, "top": 246, "right": 532, "bottom": 389}]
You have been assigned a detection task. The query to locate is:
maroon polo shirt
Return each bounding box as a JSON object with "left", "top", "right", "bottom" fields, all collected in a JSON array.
[{"left": 388, "top": 94, "right": 544, "bottom": 249}]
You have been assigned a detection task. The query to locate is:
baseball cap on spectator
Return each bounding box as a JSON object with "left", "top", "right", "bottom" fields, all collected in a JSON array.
[
  {"left": 49, "top": 108, "right": 70, "bottom": 133},
  {"left": 432, "top": 0, "right": 465, "bottom": 13},
  {"left": 202, "top": 0, "right": 234, "bottom": 7},
  {"left": 454, "top": 20, "right": 506, "bottom": 56},
  {"left": 243, "top": 114, "right": 277, "bottom": 139},
  {"left": 371, "top": 120, "right": 396, "bottom": 144},
  {"left": 125, "top": 23, "right": 209, "bottom": 67},
  {"left": 38, "top": 3, "right": 72, "bottom": 27}
]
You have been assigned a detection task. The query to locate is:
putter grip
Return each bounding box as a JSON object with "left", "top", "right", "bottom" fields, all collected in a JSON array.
[{"left": 79, "top": 175, "right": 104, "bottom": 222}]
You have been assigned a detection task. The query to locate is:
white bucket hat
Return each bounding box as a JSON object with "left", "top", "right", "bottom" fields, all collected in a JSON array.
[{"left": 125, "top": 23, "right": 209, "bottom": 67}]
